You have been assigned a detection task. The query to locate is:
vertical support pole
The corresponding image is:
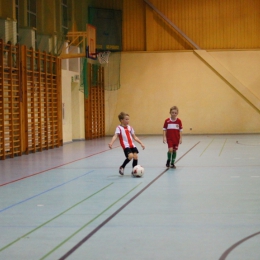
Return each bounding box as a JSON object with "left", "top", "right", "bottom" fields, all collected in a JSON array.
[
  {"left": 49, "top": 54, "right": 54, "bottom": 148},
  {"left": 37, "top": 49, "right": 43, "bottom": 151},
  {"left": 56, "top": 57, "right": 63, "bottom": 147},
  {"left": 0, "top": 39, "right": 5, "bottom": 159},
  {"left": 17, "top": 44, "right": 23, "bottom": 156},
  {"left": 21, "top": 45, "right": 28, "bottom": 154},
  {"left": 7, "top": 41, "right": 14, "bottom": 158},
  {"left": 101, "top": 66, "right": 105, "bottom": 137},
  {"left": 43, "top": 51, "right": 49, "bottom": 150},
  {"left": 85, "top": 63, "right": 92, "bottom": 139},
  {"left": 30, "top": 47, "right": 36, "bottom": 153}
]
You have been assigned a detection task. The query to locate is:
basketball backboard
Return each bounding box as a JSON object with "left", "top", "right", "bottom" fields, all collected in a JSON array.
[{"left": 88, "top": 7, "right": 122, "bottom": 52}]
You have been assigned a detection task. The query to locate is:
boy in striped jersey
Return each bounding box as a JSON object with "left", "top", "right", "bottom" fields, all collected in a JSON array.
[
  {"left": 109, "top": 112, "right": 145, "bottom": 175},
  {"left": 163, "top": 106, "right": 183, "bottom": 168}
]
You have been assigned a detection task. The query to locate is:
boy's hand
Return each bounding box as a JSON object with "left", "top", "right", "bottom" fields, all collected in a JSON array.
[
  {"left": 108, "top": 143, "right": 112, "bottom": 149},
  {"left": 163, "top": 137, "right": 167, "bottom": 144},
  {"left": 141, "top": 143, "right": 145, "bottom": 150}
]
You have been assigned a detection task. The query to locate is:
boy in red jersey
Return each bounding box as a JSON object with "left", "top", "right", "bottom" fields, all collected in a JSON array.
[
  {"left": 108, "top": 112, "right": 145, "bottom": 175},
  {"left": 163, "top": 106, "right": 183, "bottom": 168}
]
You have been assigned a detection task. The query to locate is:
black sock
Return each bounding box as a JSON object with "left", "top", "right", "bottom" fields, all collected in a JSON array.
[
  {"left": 121, "top": 158, "right": 130, "bottom": 168},
  {"left": 132, "top": 159, "right": 138, "bottom": 168}
]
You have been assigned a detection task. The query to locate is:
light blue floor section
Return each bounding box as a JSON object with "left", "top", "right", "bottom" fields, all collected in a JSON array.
[{"left": 0, "top": 135, "right": 260, "bottom": 260}]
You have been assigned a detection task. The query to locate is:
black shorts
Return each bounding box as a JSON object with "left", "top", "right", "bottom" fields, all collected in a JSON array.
[{"left": 123, "top": 147, "right": 139, "bottom": 158}]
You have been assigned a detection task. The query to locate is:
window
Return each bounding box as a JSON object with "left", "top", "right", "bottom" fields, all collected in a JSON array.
[
  {"left": 62, "top": 0, "right": 68, "bottom": 35},
  {"left": 15, "top": 0, "right": 19, "bottom": 42},
  {"left": 15, "top": 0, "right": 19, "bottom": 21},
  {"left": 27, "top": 0, "right": 37, "bottom": 28}
]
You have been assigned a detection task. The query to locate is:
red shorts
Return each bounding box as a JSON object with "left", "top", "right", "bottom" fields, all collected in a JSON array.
[{"left": 167, "top": 139, "right": 179, "bottom": 150}]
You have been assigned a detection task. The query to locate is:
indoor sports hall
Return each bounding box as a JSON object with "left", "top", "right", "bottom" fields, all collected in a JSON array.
[
  {"left": 1, "top": 0, "right": 260, "bottom": 260},
  {"left": 1, "top": 134, "right": 260, "bottom": 259}
]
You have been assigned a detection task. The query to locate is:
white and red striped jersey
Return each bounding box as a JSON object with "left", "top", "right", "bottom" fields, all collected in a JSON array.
[{"left": 115, "top": 125, "right": 136, "bottom": 149}]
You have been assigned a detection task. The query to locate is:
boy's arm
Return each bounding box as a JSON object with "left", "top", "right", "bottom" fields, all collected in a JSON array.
[
  {"left": 163, "top": 130, "right": 167, "bottom": 143},
  {"left": 179, "top": 131, "right": 182, "bottom": 144},
  {"left": 132, "top": 134, "right": 145, "bottom": 150},
  {"left": 108, "top": 134, "right": 118, "bottom": 149}
]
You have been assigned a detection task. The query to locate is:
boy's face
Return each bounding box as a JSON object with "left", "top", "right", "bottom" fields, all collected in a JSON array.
[
  {"left": 170, "top": 109, "right": 178, "bottom": 119},
  {"left": 121, "top": 116, "right": 130, "bottom": 126}
]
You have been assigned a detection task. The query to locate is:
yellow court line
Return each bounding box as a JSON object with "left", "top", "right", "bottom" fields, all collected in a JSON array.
[
  {"left": 219, "top": 139, "right": 227, "bottom": 156},
  {"left": 200, "top": 139, "right": 214, "bottom": 157}
]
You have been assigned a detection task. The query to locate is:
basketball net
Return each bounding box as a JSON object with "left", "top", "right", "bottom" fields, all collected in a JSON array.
[{"left": 97, "top": 51, "right": 111, "bottom": 64}]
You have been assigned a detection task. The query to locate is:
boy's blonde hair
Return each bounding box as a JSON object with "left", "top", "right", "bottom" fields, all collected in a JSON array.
[
  {"left": 118, "top": 112, "right": 129, "bottom": 121},
  {"left": 170, "top": 106, "right": 179, "bottom": 113}
]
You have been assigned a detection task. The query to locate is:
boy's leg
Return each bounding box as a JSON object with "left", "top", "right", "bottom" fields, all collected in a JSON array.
[
  {"left": 166, "top": 139, "right": 173, "bottom": 167},
  {"left": 171, "top": 150, "right": 177, "bottom": 168},
  {"left": 131, "top": 150, "right": 139, "bottom": 176},
  {"left": 119, "top": 150, "right": 133, "bottom": 175},
  {"left": 166, "top": 152, "right": 171, "bottom": 167},
  {"left": 166, "top": 148, "right": 173, "bottom": 167},
  {"left": 132, "top": 158, "right": 138, "bottom": 176},
  {"left": 132, "top": 153, "right": 138, "bottom": 168},
  {"left": 119, "top": 158, "right": 130, "bottom": 175},
  {"left": 121, "top": 158, "right": 130, "bottom": 168}
]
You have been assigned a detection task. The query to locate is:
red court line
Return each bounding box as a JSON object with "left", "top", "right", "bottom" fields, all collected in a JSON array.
[
  {"left": 219, "top": 231, "right": 260, "bottom": 260},
  {"left": 0, "top": 147, "right": 119, "bottom": 187}
]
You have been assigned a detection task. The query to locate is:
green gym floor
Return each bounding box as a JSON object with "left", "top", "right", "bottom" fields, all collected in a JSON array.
[{"left": 0, "top": 134, "right": 260, "bottom": 260}]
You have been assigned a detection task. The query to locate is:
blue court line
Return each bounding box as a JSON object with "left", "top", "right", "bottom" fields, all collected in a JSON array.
[
  {"left": 0, "top": 170, "right": 94, "bottom": 213},
  {"left": 0, "top": 182, "right": 113, "bottom": 252}
]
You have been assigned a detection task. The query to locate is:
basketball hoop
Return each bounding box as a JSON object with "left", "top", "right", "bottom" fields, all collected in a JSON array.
[{"left": 97, "top": 51, "right": 111, "bottom": 64}]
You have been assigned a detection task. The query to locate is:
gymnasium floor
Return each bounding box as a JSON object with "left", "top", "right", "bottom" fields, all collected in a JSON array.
[{"left": 0, "top": 134, "right": 260, "bottom": 260}]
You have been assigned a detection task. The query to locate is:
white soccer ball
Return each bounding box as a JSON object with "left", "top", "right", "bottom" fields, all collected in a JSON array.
[{"left": 132, "top": 165, "right": 145, "bottom": 177}]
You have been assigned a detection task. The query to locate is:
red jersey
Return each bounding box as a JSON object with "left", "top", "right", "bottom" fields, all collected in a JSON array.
[
  {"left": 115, "top": 125, "right": 136, "bottom": 149},
  {"left": 163, "top": 118, "right": 183, "bottom": 143}
]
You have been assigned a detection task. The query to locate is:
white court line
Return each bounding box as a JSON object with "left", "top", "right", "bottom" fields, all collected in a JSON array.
[{"left": 234, "top": 157, "right": 256, "bottom": 160}]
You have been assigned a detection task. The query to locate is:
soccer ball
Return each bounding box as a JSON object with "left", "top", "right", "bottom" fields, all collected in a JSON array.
[{"left": 132, "top": 165, "right": 145, "bottom": 177}]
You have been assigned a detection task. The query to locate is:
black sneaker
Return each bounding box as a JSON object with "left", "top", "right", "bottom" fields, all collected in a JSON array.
[
  {"left": 119, "top": 167, "right": 124, "bottom": 175},
  {"left": 171, "top": 163, "right": 176, "bottom": 169},
  {"left": 166, "top": 160, "right": 170, "bottom": 168}
]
